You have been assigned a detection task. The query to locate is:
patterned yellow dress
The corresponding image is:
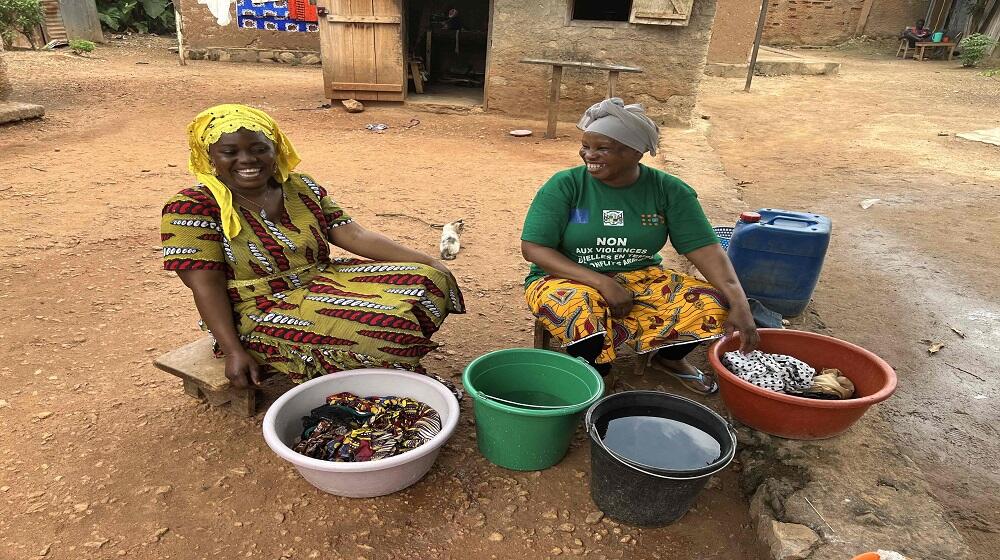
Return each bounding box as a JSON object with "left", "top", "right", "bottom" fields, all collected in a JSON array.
[{"left": 161, "top": 173, "right": 464, "bottom": 385}]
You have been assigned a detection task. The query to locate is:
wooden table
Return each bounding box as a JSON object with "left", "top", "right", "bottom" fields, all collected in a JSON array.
[
  {"left": 913, "top": 41, "right": 956, "bottom": 61},
  {"left": 519, "top": 58, "right": 643, "bottom": 139}
]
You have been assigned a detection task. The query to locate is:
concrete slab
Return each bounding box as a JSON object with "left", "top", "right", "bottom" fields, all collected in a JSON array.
[
  {"left": 755, "top": 46, "right": 840, "bottom": 76},
  {"left": 0, "top": 101, "right": 44, "bottom": 125},
  {"left": 957, "top": 127, "right": 1000, "bottom": 147},
  {"left": 706, "top": 46, "right": 841, "bottom": 77}
]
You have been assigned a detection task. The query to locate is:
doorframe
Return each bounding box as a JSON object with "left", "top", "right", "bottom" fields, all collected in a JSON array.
[
  {"left": 482, "top": 0, "right": 495, "bottom": 110},
  {"left": 401, "top": 0, "right": 495, "bottom": 107}
]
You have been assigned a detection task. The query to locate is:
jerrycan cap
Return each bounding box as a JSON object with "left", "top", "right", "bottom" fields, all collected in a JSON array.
[{"left": 739, "top": 211, "right": 761, "bottom": 223}]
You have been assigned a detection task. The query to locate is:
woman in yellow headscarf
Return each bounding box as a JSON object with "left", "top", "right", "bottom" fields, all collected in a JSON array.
[{"left": 161, "top": 104, "right": 464, "bottom": 393}]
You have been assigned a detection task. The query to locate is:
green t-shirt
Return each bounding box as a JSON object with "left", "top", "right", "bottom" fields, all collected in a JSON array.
[{"left": 521, "top": 164, "right": 719, "bottom": 286}]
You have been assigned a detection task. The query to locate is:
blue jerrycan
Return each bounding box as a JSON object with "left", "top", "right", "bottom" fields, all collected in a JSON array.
[{"left": 726, "top": 209, "right": 832, "bottom": 317}]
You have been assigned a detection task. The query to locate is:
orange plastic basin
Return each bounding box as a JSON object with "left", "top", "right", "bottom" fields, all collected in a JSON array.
[
  {"left": 851, "top": 554, "right": 881, "bottom": 560},
  {"left": 708, "top": 329, "right": 897, "bottom": 440}
]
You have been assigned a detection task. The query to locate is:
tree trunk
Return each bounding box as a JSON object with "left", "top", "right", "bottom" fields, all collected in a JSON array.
[{"left": 0, "top": 52, "right": 11, "bottom": 101}]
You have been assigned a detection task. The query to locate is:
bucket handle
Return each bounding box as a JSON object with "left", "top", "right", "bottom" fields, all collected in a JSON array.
[
  {"left": 587, "top": 424, "right": 736, "bottom": 481},
  {"left": 574, "top": 356, "right": 605, "bottom": 398}
]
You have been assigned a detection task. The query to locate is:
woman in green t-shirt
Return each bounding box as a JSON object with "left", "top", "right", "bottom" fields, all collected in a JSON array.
[{"left": 521, "top": 98, "right": 758, "bottom": 395}]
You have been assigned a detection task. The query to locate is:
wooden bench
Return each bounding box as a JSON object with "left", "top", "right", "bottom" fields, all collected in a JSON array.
[
  {"left": 153, "top": 338, "right": 257, "bottom": 417},
  {"left": 913, "top": 41, "right": 956, "bottom": 61},
  {"left": 518, "top": 58, "right": 643, "bottom": 139}
]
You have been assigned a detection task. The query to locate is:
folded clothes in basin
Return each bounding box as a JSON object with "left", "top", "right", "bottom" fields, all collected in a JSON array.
[
  {"left": 722, "top": 351, "right": 855, "bottom": 399},
  {"left": 293, "top": 392, "right": 441, "bottom": 462}
]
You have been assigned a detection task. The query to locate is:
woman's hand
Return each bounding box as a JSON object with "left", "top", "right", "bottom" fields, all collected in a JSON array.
[
  {"left": 427, "top": 258, "right": 458, "bottom": 287},
  {"left": 724, "top": 300, "right": 759, "bottom": 354},
  {"left": 225, "top": 348, "right": 263, "bottom": 389},
  {"left": 684, "top": 244, "right": 760, "bottom": 354},
  {"left": 598, "top": 277, "right": 634, "bottom": 319}
]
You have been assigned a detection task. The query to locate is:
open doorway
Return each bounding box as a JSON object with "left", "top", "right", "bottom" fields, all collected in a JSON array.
[{"left": 406, "top": 0, "right": 491, "bottom": 106}]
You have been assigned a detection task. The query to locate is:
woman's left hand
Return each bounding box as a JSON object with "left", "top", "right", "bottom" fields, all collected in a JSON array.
[
  {"left": 724, "top": 300, "right": 759, "bottom": 354},
  {"left": 428, "top": 258, "right": 458, "bottom": 287}
]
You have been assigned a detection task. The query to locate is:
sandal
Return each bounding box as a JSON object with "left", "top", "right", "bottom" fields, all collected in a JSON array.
[{"left": 647, "top": 354, "right": 719, "bottom": 396}]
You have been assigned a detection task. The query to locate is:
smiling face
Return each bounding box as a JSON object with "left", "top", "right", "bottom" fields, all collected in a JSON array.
[
  {"left": 579, "top": 131, "right": 644, "bottom": 187},
  {"left": 207, "top": 128, "right": 277, "bottom": 191}
]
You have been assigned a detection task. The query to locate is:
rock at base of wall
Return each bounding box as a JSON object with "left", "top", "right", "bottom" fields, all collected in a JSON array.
[
  {"left": 232, "top": 50, "right": 258, "bottom": 63},
  {"left": 181, "top": 47, "right": 321, "bottom": 65},
  {"left": 342, "top": 99, "right": 364, "bottom": 113},
  {"left": 0, "top": 101, "right": 45, "bottom": 125}
]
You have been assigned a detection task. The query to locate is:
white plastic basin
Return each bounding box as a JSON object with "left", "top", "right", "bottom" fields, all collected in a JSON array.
[{"left": 262, "top": 369, "right": 460, "bottom": 498}]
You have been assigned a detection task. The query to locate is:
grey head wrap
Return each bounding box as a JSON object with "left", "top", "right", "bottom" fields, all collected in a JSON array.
[{"left": 577, "top": 98, "right": 659, "bottom": 156}]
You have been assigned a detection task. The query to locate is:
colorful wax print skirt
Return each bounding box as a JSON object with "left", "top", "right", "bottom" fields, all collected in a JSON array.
[{"left": 526, "top": 265, "right": 729, "bottom": 364}]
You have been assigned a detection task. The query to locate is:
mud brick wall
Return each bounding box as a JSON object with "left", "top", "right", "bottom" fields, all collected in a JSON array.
[
  {"left": 486, "top": 0, "right": 719, "bottom": 127},
  {"left": 763, "top": 0, "right": 865, "bottom": 45},
  {"left": 178, "top": 0, "right": 319, "bottom": 52},
  {"left": 763, "top": 0, "right": 929, "bottom": 45},
  {"left": 863, "top": 0, "right": 929, "bottom": 38},
  {"left": 708, "top": 0, "right": 760, "bottom": 63}
]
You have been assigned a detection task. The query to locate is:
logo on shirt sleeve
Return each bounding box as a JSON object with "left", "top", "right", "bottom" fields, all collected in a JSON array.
[
  {"left": 603, "top": 210, "right": 625, "bottom": 227},
  {"left": 569, "top": 208, "right": 589, "bottom": 224}
]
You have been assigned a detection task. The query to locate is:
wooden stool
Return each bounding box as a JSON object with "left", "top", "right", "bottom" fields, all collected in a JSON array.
[
  {"left": 153, "top": 338, "right": 257, "bottom": 417},
  {"left": 896, "top": 38, "right": 911, "bottom": 59},
  {"left": 533, "top": 319, "right": 553, "bottom": 349}
]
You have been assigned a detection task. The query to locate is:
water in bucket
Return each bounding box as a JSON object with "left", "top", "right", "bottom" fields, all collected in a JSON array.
[{"left": 595, "top": 407, "right": 722, "bottom": 471}]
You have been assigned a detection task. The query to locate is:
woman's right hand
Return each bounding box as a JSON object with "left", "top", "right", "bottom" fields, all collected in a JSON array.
[
  {"left": 225, "top": 348, "right": 263, "bottom": 388},
  {"left": 598, "top": 277, "right": 634, "bottom": 319}
]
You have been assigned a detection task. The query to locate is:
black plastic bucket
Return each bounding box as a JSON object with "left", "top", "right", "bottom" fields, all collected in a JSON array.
[{"left": 584, "top": 391, "right": 737, "bottom": 527}]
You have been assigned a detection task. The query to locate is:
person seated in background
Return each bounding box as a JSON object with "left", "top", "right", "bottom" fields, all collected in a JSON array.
[
  {"left": 902, "top": 19, "right": 931, "bottom": 47},
  {"left": 520, "top": 98, "right": 759, "bottom": 395}
]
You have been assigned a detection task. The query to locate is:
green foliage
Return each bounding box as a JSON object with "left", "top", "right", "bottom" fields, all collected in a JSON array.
[
  {"left": 0, "top": 0, "right": 44, "bottom": 49},
  {"left": 982, "top": 68, "right": 1000, "bottom": 77},
  {"left": 958, "top": 33, "right": 998, "bottom": 68},
  {"left": 69, "top": 38, "right": 96, "bottom": 54},
  {"left": 96, "top": 0, "right": 175, "bottom": 34}
]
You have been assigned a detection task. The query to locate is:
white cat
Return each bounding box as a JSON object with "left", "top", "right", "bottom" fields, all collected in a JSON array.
[{"left": 439, "top": 219, "right": 464, "bottom": 260}]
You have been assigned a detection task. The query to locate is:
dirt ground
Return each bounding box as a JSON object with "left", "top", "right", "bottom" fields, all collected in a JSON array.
[
  {"left": 0, "top": 37, "right": 757, "bottom": 560},
  {"left": 1, "top": 36, "right": 997, "bottom": 560},
  {"left": 699, "top": 42, "right": 1000, "bottom": 558}
]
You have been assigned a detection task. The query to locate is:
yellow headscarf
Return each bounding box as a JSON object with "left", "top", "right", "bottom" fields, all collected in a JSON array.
[{"left": 186, "top": 104, "right": 301, "bottom": 239}]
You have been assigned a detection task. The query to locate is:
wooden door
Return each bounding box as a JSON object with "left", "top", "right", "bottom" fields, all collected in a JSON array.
[{"left": 318, "top": 0, "right": 405, "bottom": 101}]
